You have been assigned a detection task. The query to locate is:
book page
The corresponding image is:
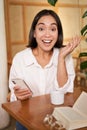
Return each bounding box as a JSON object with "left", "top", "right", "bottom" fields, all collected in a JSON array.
[
  {"left": 53, "top": 107, "right": 87, "bottom": 122},
  {"left": 73, "top": 91, "right": 87, "bottom": 117}
]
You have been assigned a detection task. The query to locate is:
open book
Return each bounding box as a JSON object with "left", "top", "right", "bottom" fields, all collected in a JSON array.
[{"left": 52, "top": 91, "right": 87, "bottom": 130}]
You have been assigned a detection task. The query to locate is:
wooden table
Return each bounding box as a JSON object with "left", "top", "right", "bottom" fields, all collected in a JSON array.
[{"left": 2, "top": 87, "right": 87, "bottom": 130}]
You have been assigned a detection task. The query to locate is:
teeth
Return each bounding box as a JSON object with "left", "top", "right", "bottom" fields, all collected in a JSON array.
[{"left": 43, "top": 40, "right": 51, "bottom": 43}]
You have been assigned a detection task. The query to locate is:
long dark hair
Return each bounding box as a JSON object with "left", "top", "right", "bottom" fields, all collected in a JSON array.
[{"left": 27, "top": 9, "right": 63, "bottom": 48}]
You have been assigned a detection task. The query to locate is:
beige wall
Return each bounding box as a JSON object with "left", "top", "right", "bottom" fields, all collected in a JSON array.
[{"left": 0, "top": 0, "right": 10, "bottom": 128}]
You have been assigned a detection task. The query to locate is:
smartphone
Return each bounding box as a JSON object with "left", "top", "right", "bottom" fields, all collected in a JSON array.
[{"left": 12, "top": 79, "right": 32, "bottom": 92}]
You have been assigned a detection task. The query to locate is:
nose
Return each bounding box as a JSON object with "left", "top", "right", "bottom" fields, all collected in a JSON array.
[{"left": 45, "top": 29, "right": 50, "bottom": 37}]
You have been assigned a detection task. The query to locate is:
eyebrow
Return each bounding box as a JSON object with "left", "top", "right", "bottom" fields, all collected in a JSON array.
[{"left": 37, "top": 22, "right": 57, "bottom": 26}]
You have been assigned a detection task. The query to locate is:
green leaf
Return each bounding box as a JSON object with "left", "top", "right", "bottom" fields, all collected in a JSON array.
[
  {"left": 79, "top": 52, "right": 87, "bottom": 57},
  {"left": 83, "top": 31, "right": 87, "bottom": 36},
  {"left": 79, "top": 52, "right": 87, "bottom": 71},
  {"left": 81, "top": 25, "right": 87, "bottom": 36},
  {"left": 47, "top": 0, "right": 58, "bottom": 6},
  {"left": 80, "top": 61, "right": 87, "bottom": 70},
  {"left": 82, "top": 11, "right": 87, "bottom": 18}
]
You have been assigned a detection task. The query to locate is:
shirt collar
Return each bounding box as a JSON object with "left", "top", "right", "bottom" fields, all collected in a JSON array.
[
  {"left": 24, "top": 48, "right": 58, "bottom": 67},
  {"left": 24, "top": 48, "right": 36, "bottom": 66}
]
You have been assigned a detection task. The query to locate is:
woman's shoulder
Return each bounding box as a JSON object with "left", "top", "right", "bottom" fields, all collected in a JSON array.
[
  {"left": 53, "top": 48, "right": 73, "bottom": 62},
  {"left": 54, "top": 48, "right": 59, "bottom": 52},
  {"left": 53, "top": 48, "right": 59, "bottom": 55},
  {"left": 14, "top": 48, "right": 31, "bottom": 57},
  {"left": 12, "top": 48, "right": 32, "bottom": 62}
]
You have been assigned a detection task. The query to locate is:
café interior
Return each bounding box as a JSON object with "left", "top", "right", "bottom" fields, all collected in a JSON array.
[{"left": 0, "top": 0, "right": 87, "bottom": 130}]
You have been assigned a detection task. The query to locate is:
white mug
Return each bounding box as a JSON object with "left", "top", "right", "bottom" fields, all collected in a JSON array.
[{"left": 50, "top": 91, "right": 64, "bottom": 105}]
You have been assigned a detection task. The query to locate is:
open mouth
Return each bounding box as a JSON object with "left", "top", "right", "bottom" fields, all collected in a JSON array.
[{"left": 42, "top": 40, "right": 52, "bottom": 44}]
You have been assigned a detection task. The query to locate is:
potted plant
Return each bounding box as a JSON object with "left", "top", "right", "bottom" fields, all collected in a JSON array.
[
  {"left": 77, "top": 10, "right": 87, "bottom": 86},
  {"left": 81, "top": 11, "right": 87, "bottom": 36},
  {"left": 79, "top": 10, "right": 87, "bottom": 70}
]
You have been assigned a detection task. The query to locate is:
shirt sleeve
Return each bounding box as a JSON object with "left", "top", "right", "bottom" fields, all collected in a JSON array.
[
  {"left": 9, "top": 56, "right": 19, "bottom": 102},
  {"left": 54, "top": 54, "right": 75, "bottom": 93},
  {"left": 10, "top": 90, "right": 17, "bottom": 102}
]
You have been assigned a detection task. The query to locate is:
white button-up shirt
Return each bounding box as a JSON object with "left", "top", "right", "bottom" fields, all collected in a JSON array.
[{"left": 9, "top": 48, "right": 75, "bottom": 101}]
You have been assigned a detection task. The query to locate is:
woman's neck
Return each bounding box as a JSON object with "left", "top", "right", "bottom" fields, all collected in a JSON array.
[{"left": 32, "top": 48, "right": 53, "bottom": 67}]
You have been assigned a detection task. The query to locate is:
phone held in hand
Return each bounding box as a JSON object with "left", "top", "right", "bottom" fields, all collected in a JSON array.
[{"left": 12, "top": 79, "right": 32, "bottom": 93}]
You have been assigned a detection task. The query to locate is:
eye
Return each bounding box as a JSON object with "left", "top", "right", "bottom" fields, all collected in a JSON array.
[
  {"left": 39, "top": 27, "right": 44, "bottom": 31},
  {"left": 51, "top": 28, "right": 57, "bottom": 31}
]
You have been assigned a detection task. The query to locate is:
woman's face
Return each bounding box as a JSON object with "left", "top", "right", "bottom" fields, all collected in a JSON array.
[{"left": 34, "top": 15, "right": 58, "bottom": 52}]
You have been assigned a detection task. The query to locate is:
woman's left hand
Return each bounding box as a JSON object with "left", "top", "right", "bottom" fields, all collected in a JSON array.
[{"left": 59, "top": 35, "right": 81, "bottom": 59}]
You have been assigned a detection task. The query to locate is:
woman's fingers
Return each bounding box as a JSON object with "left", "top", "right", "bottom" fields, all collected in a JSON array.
[
  {"left": 17, "top": 93, "right": 32, "bottom": 100},
  {"left": 59, "top": 35, "right": 81, "bottom": 59},
  {"left": 14, "top": 86, "right": 32, "bottom": 100},
  {"left": 69, "top": 35, "right": 81, "bottom": 49}
]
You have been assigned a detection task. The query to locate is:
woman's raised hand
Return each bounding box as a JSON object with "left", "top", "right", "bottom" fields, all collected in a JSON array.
[{"left": 59, "top": 35, "right": 81, "bottom": 59}]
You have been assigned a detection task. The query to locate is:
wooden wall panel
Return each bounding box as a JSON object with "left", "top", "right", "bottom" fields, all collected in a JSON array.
[
  {"left": 9, "top": 5, "right": 24, "bottom": 42},
  {"left": 58, "top": 7, "right": 80, "bottom": 39}
]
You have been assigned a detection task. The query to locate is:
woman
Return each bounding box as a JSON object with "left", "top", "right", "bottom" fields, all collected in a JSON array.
[{"left": 9, "top": 9, "right": 80, "bottom": 130}]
